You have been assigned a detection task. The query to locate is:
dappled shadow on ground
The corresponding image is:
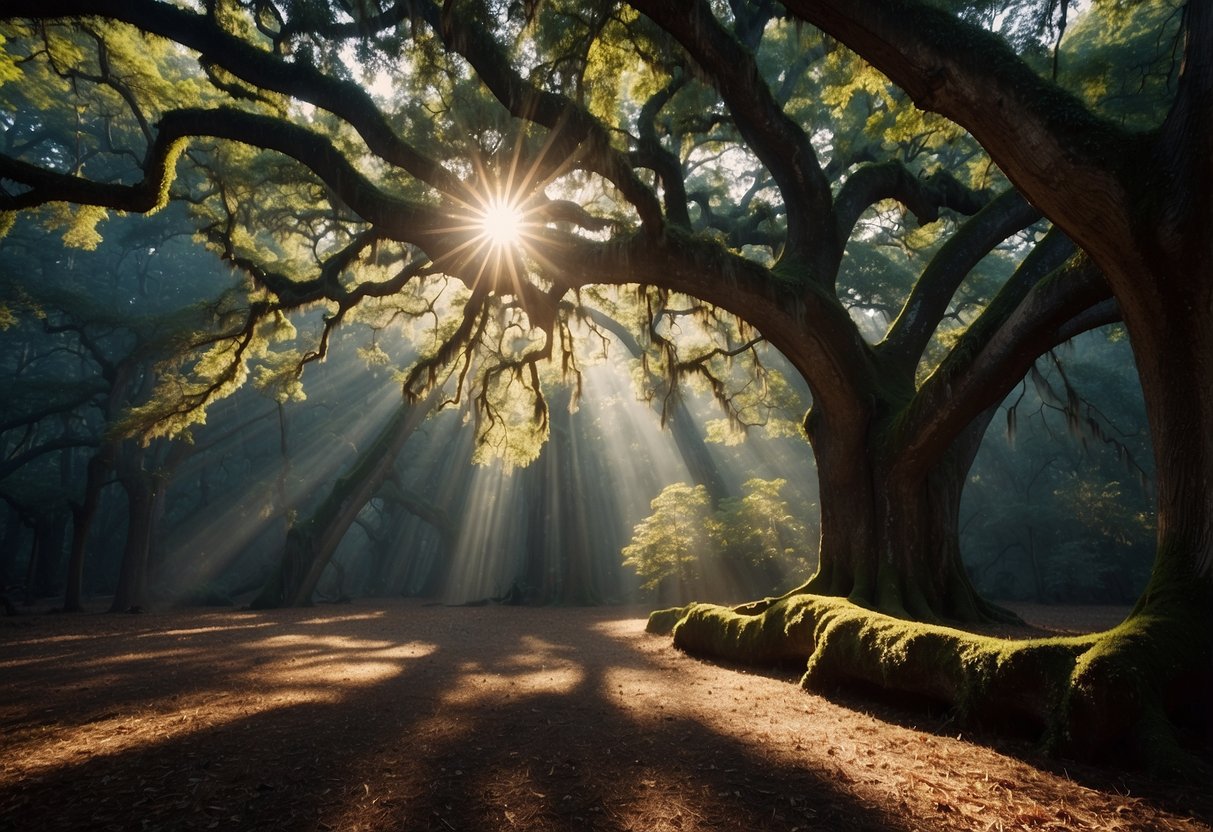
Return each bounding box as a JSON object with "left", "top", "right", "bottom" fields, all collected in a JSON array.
[{"left": 1, "top": 601, "right": 1209, "bottom": 832}]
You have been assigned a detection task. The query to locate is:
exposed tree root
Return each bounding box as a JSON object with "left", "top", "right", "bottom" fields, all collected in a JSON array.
[{"left": 649, "top": 594, "right": 1211, "bottom": 774}]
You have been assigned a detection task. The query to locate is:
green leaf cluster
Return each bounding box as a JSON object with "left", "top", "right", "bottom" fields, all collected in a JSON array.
[{"left": 622, "top": 478, "right": 813, "bottom": 597}]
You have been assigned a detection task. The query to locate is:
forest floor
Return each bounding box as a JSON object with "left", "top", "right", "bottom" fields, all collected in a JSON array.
[{"left": 0, "top": 599, "right": 1209, "bottom": 832}]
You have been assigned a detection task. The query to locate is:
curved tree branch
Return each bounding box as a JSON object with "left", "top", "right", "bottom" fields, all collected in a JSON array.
[
  {"left": 833, "top": 161, "right": 988, "bottom": 248},
  {"left": 878, "top": 188, "right": 1040, "bottom": 376},
  {"left": 628, "top": 0, "right": 835, "bottom": 274},
  {"left": 896, "top": 249, "right": 1110, "bottom": 480},
  {"left": 778, "top": 0, "right": 1138, "bottom": 266},
  {"left": 634, "top": 72, "right": 691, "bottom": 228}
]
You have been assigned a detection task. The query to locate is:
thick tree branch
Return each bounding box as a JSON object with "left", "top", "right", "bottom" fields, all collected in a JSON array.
[
  {"left": 0, "top": 106, "right": 447, "bottom": 248},
  {"left": 527, "top": 226, "right": 878, "bottom": 420},
  {"left": 833, "top": 161, "right": 987, "bottom": 248},
  {"left": 896, "top": 249, "right": 1110, "bottom": 480},
  {"left": 779, "top": 0, "right": 1139, "bottom": 265},
  {"left": 0, "top": 382, "right": 108, "bottom": 434},
  {"left": 0, "top": 435, "right": 96, "bottom": 480},
  {"left": 634, "top": 73, "right": 691, "bottom": 228},
  {"left": 878, "top": 188, "right": 1040, "bottom": 376},
  {"left": 1154, "top": 2, "right": 1213, "bottom": 262},
  {"left": 629, "top": 0, "right": 835, "bottom": 273}
]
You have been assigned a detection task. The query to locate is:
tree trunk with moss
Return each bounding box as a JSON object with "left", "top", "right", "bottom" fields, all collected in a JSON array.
[
  {"left": 708, "top": 0, "right": 1213, "bottom": 762},
  {"left": 802, "top": 403, "right": 1005, "bottom": 623},
  {"left": 1063, "top": 264, "right": 1213, "bottom": 758}
]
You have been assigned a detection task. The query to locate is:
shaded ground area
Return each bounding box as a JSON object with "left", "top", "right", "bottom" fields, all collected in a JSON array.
[{"left": 1, "top": 600, "right": 1208, "bottom": 832}]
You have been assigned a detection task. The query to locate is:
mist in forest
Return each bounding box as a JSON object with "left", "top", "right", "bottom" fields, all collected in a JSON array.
[{"left": 0, "top": 207, "right": 1152, "bottom": 614}]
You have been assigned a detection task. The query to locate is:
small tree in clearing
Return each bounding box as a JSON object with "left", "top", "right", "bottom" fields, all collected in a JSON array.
[
  {"left": 622, "top": 483, "right": 712, "bottom": 600},
  {"left": 713, "top": 478, "right": 816, "bottom": 593},
  {"left": 624, "top": 479, "right": 813, "bottom": 602}
]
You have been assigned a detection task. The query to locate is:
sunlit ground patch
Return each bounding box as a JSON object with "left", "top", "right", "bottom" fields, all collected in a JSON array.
[
  {"left": 296, "top": 611, "right": 387, "bottom": 626},
  {"left": 1, "top": 634, "right": 439, "bottom": 782},
  {"left": 135, "top": 622, "right": 279, "bottom": 640},
  {"left": 438, "top": 636, "right": 587, "bottom": 706}
]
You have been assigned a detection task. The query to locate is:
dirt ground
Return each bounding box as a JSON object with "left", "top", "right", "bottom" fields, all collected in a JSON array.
[{"left": 1, "top": 599, "right": 1209, "bottom": 832}]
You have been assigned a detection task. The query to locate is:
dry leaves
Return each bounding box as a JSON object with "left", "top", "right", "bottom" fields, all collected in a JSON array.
[{"left": 1, "top": 600, "right": 1208, "bottom": 831}]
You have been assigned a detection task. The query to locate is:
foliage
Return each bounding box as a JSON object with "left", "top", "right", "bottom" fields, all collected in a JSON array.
[
  {"left": 621, "top": 482, "right": 711, "bottom": 592},
  {"left": 963, "top": 331, "right": 1154, "bottom": 604},
  {"left": 622, "top": 478, "right": 814, "bottom": 600}
]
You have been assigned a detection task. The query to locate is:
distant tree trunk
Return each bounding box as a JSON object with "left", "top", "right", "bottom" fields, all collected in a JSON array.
[
  {"left": 251, "top": 393, "right": 437, "bottom": 609},
  {"left": 579, "top": 425, "right": 627, "bottom": 603},
  {"left": 556, "top": 412, "right": 595, "bottom": 605},
  {"left": 22, "top": 518, "right": 45, "bottom": 606},
  {"left": 375, "top": 479, "right": 457, "bottom": 591},
  {"left": 666, "top": 400, "right": 730, "bottom": 505},
  {"left": 518, "top": 387, "right": 624, "bottom": 605},
  {"left": 31, "top": 511, "right": 68, "bottom": 601},
  {"left": 63, "top": 448, "right": 113, "bottom": 613},
  {"left": 109, "top": 448, "right": 156, "bottom": 613},
  {"left": 523, "top": 456, "right": 556, "bottom": 600},
  {"left": 32, "top": 446, "right": 77, "bottom": 599},
  {"left": 1, "top": 507, "right": 23, "bottom": 590},
  {"left": 1024, "top": 527, "right": 1044, "bottom": 601},
  {"left": 144, "top": 440, "right": 191, "bottom": 586},
  {"left": 414, "top": 424, "right": 477, "bottom": 598},
  {"left": 581, "top": 305, "right": 733, "bottom": 504}
]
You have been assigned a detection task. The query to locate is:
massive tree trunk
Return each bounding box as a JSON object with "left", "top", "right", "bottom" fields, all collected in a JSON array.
[
  {"left": 1032, "top": 10, "right": 1213, "bottom": 758},
  {"left": 681, "top": 0, "right": 1213, "bottom": 762},
  {"left": 800, "top": 399, "right": 1008, "bottom": 623},
  {"left": 1064, "top": 256, "right": 1213, "bottom": 757}
]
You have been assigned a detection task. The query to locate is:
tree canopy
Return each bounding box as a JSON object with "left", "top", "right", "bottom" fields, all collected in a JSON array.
[{"left": 1, "top": 0, "right": 1209, "bottom": 767}]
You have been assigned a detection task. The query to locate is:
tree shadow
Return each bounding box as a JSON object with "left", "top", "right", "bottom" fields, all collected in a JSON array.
[
  {"left": 0, "top": 603, "right": 914, "bottom": 831},
  {"left": 1, "top": 603, "right": 1207, "bottom": 831},
  {"left": 683, "top": 643, "right": 1213, "bottom": 825}
]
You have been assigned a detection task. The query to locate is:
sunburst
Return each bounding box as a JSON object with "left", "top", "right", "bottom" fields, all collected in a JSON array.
[{"left": 478, "top": 196, "right": 524, "bottom": 249}]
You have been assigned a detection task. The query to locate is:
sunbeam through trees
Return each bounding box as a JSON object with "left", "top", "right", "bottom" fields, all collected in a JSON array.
[{"left": 0, "top": 1, "right": 1210, "bottom": 824}]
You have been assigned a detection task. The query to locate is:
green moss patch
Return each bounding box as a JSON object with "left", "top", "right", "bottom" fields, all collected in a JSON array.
[
  {"left": 646, "top": 605, "right": 696, "bottom": 635},
  {"left": 653, "top": 594, "right": 1211, "bottom": 771}
]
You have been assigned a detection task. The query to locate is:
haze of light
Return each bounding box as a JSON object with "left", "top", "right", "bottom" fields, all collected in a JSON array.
[{"left": 478, "top": 198, "right": 524, "bottom": 248}]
